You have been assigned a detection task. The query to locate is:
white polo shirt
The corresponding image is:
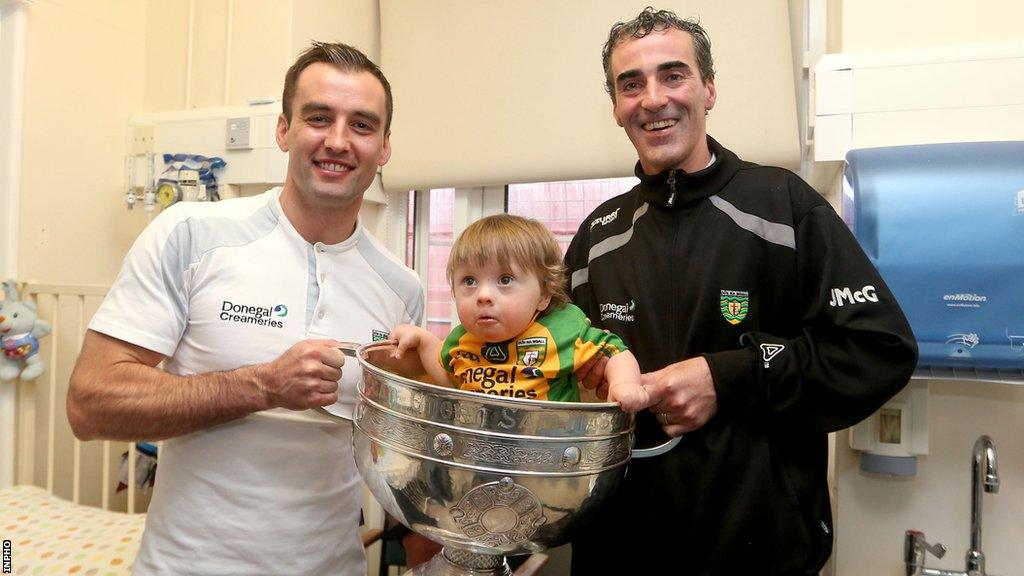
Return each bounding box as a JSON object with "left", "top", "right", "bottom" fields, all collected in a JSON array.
[{"left": 90, "top": 188, "right": 423, "bottom": 576}]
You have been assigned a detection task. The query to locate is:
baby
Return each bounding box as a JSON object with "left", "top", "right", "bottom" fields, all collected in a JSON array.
[{"left": 391, "top": 214, "right": 649, "bottom": 411}]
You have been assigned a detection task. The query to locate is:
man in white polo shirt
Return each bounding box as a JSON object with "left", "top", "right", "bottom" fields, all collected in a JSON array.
[{"left": 67, "top": 42, "right": 422, "bottom": 575}]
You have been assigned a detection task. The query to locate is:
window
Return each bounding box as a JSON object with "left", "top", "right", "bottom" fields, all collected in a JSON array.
[
  {"left": 397, "top": 177, "right": 638, "bottom": 337},
  {"left": 424, "top": 189, "right": 455, "bottom": 339},
  {"left": 507, "top": 177, "right": 639, "bottom": 255}
]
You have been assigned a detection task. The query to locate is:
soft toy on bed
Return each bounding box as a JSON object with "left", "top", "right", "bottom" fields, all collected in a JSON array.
[{"left": 0, "top": 280, "right": 50, "bottom": 382}]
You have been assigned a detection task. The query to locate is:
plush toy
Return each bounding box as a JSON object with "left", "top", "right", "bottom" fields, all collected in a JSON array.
[{"left": 0, "top": 280, "right": 51, "bottom": 382}]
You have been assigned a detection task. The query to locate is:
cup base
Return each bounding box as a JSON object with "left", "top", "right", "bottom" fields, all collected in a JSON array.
[{"left": 402, "top": 547, "right": 511, "bottom": 576}]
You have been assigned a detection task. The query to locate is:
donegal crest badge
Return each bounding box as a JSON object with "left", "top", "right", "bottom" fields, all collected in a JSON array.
[
  {"left": 516, "top": 337, "right": 547, "bottom": 366},
  {"left": 720, "top": 290, "right": 749, "bottom": 325}
]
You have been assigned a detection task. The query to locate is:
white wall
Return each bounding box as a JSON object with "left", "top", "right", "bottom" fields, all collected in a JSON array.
[{"left": 834, "top": 381, "right": 1024, "bottom": 575}]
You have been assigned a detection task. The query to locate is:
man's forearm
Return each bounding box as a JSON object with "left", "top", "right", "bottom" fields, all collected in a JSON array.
[
  {"left": 70, "top": 330, "right": 345, "bottom": 441},
  {"left": 68, "top": 360, "right": 268, "bottom": 441}
]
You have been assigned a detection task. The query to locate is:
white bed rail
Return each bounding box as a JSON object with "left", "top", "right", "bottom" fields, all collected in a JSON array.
[{"left": 12, "top": 282, "right": 153, "bottom": 513}]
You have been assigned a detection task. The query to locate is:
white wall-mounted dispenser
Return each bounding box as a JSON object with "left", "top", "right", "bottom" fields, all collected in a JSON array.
[{"left": 850, "top": 380, "right": 928, "bottom": 476}]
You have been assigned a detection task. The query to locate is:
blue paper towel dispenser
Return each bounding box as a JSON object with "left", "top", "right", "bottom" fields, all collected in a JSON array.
[{"left": 844, "top": 141, "right": 1024, "bottom": 381}]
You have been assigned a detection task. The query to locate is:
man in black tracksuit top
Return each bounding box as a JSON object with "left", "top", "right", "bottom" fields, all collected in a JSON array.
[{"left": 565, "top": 8, "right": 918, "bottom": 575}]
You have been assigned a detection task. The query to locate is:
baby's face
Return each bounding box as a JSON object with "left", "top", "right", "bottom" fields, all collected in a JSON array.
[{"left": 451, "top": 260, "right": 551, "bottom": 344}]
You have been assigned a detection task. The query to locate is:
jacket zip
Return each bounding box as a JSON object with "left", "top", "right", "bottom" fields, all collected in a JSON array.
[{"left": 667, "top": 170, "right": 678, "bottom": 206}]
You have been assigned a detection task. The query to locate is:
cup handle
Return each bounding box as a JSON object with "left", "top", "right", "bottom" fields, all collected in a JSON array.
[
  {"left": 630, "top": 435, "right": 681, "bottom": 459},
  {"left": 336, "top": 341, "right": 361, "bottom": 358},
  {"left": 313, "top": 342, "right": 362, "bottom": 422}
]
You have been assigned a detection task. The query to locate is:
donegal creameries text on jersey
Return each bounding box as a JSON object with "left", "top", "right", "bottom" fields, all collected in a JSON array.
[{"left": 439, "top": 304, "right": 627, "bottom": 401}]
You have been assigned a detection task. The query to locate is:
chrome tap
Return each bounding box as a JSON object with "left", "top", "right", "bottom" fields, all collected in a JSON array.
[
  {"left": 903, "top": 435, "right": 1000, "bottom": 576},
  {"left": 967, "top": 435, "right": 999, "bottom": 575},
  {"left": 905, "top": 529, "right": 959, "bottom": 576}
]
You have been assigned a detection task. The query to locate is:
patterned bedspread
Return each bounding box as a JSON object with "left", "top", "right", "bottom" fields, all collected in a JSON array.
[{"left": 0, "top": 485, "right": 145, "bottom": 575}]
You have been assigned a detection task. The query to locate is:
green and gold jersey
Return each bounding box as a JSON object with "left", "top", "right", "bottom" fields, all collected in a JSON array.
[{"left": 439, "top": 303, "right": 627, "bottom": 401}]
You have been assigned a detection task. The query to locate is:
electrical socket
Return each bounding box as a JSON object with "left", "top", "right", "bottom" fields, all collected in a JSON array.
[{"left": 226, "top": 117, "right": 252, "bottom": 150}]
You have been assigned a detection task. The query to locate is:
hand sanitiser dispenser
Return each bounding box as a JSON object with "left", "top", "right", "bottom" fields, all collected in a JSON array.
[{"left": 844, "top": 141, "right": 1024, "bottom": 474}]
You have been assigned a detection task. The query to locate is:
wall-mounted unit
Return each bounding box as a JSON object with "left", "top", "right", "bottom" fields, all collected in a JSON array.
[
  {"left": 844, "top": 141, "right": 1024, "bottom": 382},
  {"left": 814, "top": 43, "right": 1024, "bottom": 162},
  {"left": 129, "top": 103, "right": 285, "bottom": 187},
  {"left": 127, "top": 104, "right": 385, "bottom": 203}
]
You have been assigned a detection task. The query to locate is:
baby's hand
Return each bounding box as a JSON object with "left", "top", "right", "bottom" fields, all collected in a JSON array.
[
  {"left": 603, "top": 351, "right": 653, "bottom": 412},
  {"left": 389, "top": 324, "right": 425, "bottom": 359},
  {"left": 607, "top": 379, "right": 652, "bottom": 413}
]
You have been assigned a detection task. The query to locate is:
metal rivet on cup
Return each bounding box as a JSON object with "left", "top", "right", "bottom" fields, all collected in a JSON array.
[
  {"left": 433, "top": 433, "right": 454, "bottom": 457},
  {"left": 562, "top": 446, "right": 581, "bottom": 468}
]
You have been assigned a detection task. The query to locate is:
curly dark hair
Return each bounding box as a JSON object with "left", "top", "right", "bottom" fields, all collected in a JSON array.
[
  {"left": 282, "top": 41, "right": 393, "bottom": 133},
  {"left": 601, "top": 7, "right": 715, "bottom": 102}
]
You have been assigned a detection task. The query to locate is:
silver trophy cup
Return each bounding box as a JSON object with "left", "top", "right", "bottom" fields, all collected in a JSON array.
[{"left": 328, "top": 341, "right": 677, "bottom": 576}]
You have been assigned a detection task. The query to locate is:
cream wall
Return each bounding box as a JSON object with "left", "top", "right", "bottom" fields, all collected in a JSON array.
[
  {"left": 841, "top": 0, "right": 1024, "bottom": 52},
  {"left": 18, "top": 0, "right": 382, "bottom": 286},
  {"left": 18, "top": 0, "right": 148, "bottom": 285},
  {"left": 830, "top": 1, "right": 1024, "bottom": 574},
  {"left": 142, "top": 0, "right": 380, "bottom": 113}
]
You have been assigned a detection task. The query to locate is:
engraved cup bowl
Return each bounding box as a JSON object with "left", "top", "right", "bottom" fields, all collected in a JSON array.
[{"left": 345, "top": 340, "right": 639, "bottom": 572}]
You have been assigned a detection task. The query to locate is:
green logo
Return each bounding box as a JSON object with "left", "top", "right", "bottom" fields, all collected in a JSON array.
[
  {"left": 272, "top": 304, "right": 288, "bottom": 317},
  {"left": 720, "top": 290, "right": 749, "bottom": 325}
]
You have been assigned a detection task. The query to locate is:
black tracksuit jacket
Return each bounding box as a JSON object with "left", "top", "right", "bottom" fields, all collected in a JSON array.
[{"left": 564, "top": 137, "right": 918, "bottom": 575}]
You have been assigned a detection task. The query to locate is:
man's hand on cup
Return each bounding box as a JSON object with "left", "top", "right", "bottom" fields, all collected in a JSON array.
[
  {"left": 256, "top": 339, "right": 346, "bottom": 410},
  {"left": 643, "top": 356, "right": 718, "bottom": 437}
]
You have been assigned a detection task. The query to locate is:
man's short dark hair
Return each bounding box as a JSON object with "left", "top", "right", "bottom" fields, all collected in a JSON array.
[
  {"left": 602, "top": 7, "right": 715, "bottom": 102},
  {"left": 282, "top": 41, "right": 393, "bottom": 134}
]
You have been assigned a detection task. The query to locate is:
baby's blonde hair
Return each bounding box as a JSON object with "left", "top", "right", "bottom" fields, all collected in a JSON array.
[{"left": 446, "top": 215, "right": 570, "bottom": 310}]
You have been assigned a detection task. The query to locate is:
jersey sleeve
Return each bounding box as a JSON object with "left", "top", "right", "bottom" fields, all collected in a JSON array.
[
  {"left": 438, "top": 325, "right": 467, "bottom": 375},
  {"left": 557, "top": 304, "right": 628, "bottom": 370},
  {"left": 704, "top": 193, "right": 918, "bottom": 433},
  {"left": 88, "top": 203, "right": 195, "bottom": 357}
]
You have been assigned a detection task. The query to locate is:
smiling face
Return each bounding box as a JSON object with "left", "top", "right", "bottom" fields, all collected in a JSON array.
[
  {"left": 609, "top": 28, "right": 716, "bottom": 175},
  {"left": 276, "top": 62, "right": 391, "bottom": 214},
  {"left": 452, "top": 259, "right": 552, "bottom": 344}
]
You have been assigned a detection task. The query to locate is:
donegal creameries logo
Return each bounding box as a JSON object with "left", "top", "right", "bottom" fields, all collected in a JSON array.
[
  {"left": 599, "top": 300, "right": 636, "bottom": 323},
  {"left": 220, "top": 301, "right": 287, "bottom": 329}
]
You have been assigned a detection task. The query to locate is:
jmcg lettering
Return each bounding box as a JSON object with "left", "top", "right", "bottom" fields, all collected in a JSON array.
[{"left": 828, "top": 285, "right": 878, "bottom": 307}]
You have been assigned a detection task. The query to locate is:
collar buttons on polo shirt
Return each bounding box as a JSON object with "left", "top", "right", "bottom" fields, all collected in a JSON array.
[{"left": 317, "top": 310, "right": 325, "bottom": 320}]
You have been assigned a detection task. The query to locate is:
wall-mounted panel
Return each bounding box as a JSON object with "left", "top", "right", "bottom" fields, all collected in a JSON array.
[
  {"left": 381, "top": 0, "right": 799, "bottom": 192},
  {"left": 814, "top": 44, "right": 1024, "bottom": 161}
]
